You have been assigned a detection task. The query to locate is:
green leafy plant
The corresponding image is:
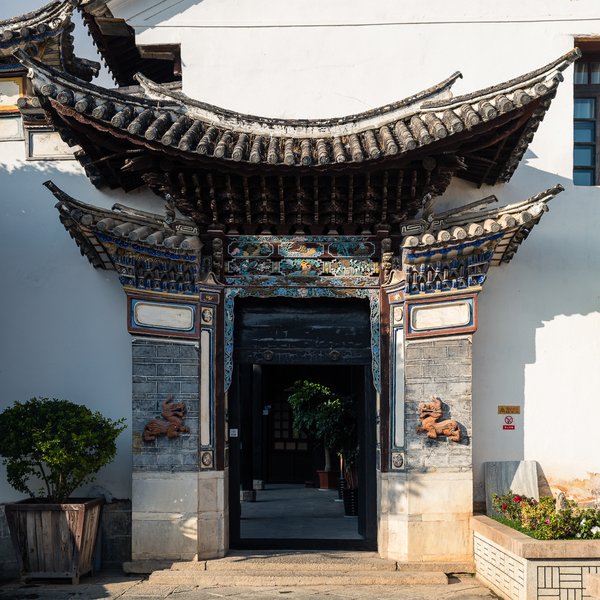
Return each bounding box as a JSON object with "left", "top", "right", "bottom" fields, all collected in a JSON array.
[
  {"left": 491, "top": 490, "right": 538, "bottom": 522},
  {"left": 0, "top": 397, "right": 126, "bottom": 502},
  {"left": 491, "top": 490, "right": 600, "bottom": 540},
  {"left": 286, "top": 380, "right": 357, "bottom": 484}
]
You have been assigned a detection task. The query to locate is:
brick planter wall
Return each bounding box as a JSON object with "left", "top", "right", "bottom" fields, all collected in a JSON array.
[{"left": 472, "top": 515, "right": 600, "bottom": 600}]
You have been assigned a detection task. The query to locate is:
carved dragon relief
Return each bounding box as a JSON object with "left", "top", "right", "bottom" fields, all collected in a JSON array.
[
  {"left": 143, "top": 396, "right": 190, "bottom": 442},
  {"left": 416, "top": 395, "right": 461, "bottom": 443}
]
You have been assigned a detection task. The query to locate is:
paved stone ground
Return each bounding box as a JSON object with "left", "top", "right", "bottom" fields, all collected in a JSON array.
[{"left": 0, "top": 573, "right": 499, "bottom": 600}]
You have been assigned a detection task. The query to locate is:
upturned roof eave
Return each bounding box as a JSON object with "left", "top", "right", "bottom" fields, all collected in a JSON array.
[
  {"left": 47, "top": 178, "right": 563, "bottom": 273},
  {"left": 0, "top": 0, "right": 73, "bottom": 31},
  {"left": 0, "top": 1, "right": 100, "bottom": 81},
  {"left": 15, "top": 49, "right": 575, "bottom": 178}
]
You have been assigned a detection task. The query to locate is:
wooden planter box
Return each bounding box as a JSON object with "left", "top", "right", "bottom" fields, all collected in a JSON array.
[
  {"left": 4, "top": 498, "right": 103, "bottom": 584},
  {"left": 472, "top": 515, "right": 600, "bottom": 600}
]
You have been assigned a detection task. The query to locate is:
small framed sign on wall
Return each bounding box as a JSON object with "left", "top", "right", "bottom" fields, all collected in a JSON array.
[{"left": 25, "top": 127, "right": 76, "bottom": 160}]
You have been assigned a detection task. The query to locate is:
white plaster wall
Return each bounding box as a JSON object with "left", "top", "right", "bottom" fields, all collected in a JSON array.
[
  {"left": 0, "top": 2, "right": 128, "bottom": 501},
  {"left": 0, "top": 0, "right": 598, "bottom": 504},
  {"left": 0, "top": 151, "right": 164, "bottom": 502}
]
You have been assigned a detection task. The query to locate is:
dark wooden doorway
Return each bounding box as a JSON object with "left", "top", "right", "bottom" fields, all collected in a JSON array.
[{"left": 228, "top": 298, "right": 377, "bottom": 550}]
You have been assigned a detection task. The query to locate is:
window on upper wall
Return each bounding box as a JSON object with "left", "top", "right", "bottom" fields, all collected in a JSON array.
[{"left": 573, "top": 41, "right": 600, "bottom": 185}]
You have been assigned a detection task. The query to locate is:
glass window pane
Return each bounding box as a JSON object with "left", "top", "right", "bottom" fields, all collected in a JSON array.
[
  {"left": 575, "top": 120, "right": 595, "bottom": 142},
  {"left": 591, "top": 63, "right": 600, "bottom": 84},
  {"left": 575, "top": 62, "right": 589, "bottom": 84},
  {"left": 574, "top": 97, "right": 595, "bottom": 118},
  {"left": 574, "top": 169, "right": 595, "bottom": 186},
  {"left": 574, "top": 146, "right": 595, "bottom": 166}
]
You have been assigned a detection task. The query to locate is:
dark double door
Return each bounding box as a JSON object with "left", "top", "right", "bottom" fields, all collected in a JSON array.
[{"left": 228, "top": 298, "right": 377, "bottom": 549}]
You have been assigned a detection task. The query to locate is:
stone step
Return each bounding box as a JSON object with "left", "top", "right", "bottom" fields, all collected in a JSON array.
[
  {"left": 124, "top": 553, "right": 474, "bottom": 577},
  {"left": 396, "top": 560, "right": 475, "bottom": 573},
  {"left": 197, "top": 550, "right": 396, "bottom": 572},
  {"left": 148, "top": 569, "right": 449, "bottom": 586}
]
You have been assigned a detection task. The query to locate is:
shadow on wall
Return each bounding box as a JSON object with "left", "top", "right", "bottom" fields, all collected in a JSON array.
[
  {"left": 0, "top": 157, "right": 164, "bottom": 502},
  {"left": 470, "top": 156, "right": 600, "bottom": 505}
]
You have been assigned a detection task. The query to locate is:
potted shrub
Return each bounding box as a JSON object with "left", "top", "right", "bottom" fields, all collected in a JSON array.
[
  {"left": 287, "top": 381, "right": 344, "bottom": 490},
  {"left": 0, "top": 397, "right": 126, "bottom": 583},
  {"left": 286, "top": 380, "right": 358, "bottom": 509}
]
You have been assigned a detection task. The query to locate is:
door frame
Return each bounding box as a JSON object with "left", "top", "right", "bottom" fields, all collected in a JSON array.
[{"left": 227, "top": 294, "right": 379, "bottom": 550}]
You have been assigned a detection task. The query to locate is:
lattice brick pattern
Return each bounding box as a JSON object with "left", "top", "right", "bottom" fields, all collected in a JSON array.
[
  {"left": 538, "top": 565, "right": 600, "bottom": 599},
  {"left": 474, "top": 533, "right": 525, "bottom": 600}
]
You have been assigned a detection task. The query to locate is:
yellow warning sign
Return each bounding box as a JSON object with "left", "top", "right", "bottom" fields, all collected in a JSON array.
[{"left": 498, "top": 405, "right": 521, "bottom": 415}]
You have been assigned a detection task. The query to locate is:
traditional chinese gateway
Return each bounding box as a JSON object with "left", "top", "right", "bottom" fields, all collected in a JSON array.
[{"left": 0, "top": 0, "right": 588, "bottom": 569}]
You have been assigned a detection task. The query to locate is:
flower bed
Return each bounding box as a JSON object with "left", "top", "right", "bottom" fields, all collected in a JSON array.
[
  {"left": 491, "top": 491, "right": 600, "bottom": 540},
  {"left": 472, "top": 515, "right": 600, "bottom": 600}
]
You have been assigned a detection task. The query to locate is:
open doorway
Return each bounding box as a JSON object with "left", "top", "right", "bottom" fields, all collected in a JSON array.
[{"left": 228, "top": 298, "right": 377, "bottom": 550}]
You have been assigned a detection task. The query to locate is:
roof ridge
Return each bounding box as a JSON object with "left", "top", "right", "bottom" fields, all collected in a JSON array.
[
  {"left": 422, "top": 48, "right": 581, "bottom": 109},
  {"left": 134, "top": 70, "right": 463, "bottom": 129},
  {"left": 0, "top": 0, "right": 74, "bottom": 29}
]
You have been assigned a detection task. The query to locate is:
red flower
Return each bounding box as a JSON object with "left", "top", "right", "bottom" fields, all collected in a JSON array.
[
  {"left": 501, "top": 503, "right": 507, "bottom": 510},
  {"left": 514, "top": 495, "right": 522, "bottom": 503}
]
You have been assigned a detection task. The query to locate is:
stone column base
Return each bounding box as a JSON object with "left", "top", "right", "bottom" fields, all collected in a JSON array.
[
  {"left": 132, "top": 471, "right": 227, "bottom": 561},
  {"left": 378, "top": 471, "right": 473, "bottom": 562}
]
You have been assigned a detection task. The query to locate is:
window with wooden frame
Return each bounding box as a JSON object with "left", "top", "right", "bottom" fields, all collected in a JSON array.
[{"left": 574, "top": 41, "right": 600, "bottom": 185}]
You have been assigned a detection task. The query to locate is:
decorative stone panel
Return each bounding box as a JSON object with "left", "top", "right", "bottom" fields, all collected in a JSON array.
[
  {"left": 379, "top": 332, "right": 474, "bottom": 563},
  {"left": 132, "top": 339, "right": 199, "bottom": 471},
  {"left": 404, "top": 336, "right": 472, "bottom": 471}
]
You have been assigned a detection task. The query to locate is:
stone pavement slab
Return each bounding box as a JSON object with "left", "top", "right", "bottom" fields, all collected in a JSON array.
[{"left": 0, "top": 574, "right": 499, "bottom": 599}]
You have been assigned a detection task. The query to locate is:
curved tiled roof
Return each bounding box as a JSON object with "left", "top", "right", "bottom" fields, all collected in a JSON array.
[
  {"left": 0, "top": 0, "right": 73, "bottom": 49},
  {"left": 17, "top": 49, "right": 577, "bottom": 176},
  {"left": 0, "top": 1, "right": 98, "bottom": 81},
  {"left": 401, "top": 184, "right": 564, "bottom": 266},
  {"left": 17, "top": 49, "right": 576, "bottom": 233},
  {"left": 47, "top": 180, "right": 202, "bottom": 271}
]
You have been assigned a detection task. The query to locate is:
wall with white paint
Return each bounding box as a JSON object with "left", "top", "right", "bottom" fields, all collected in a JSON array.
[{"left": 0, "top": 0, "right": 598, "bottom": 506}]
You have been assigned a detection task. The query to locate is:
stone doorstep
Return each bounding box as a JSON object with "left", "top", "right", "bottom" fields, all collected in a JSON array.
[
  {"left": 141, "top": 551, "right": 458, "bottom": 586},
  {"left": 123, "top": 552, "right": 475, "bottom": 576},
  {"left": 202, "top": 551, "right": 395, "bottom": 571},
  {"left": 147, "top": 570, "right": 449, "bottom": 586},
  {"left": 395, "top": 561, "right": 475, "bottom": 574},
  {"left": 589, "top": 574, "right": 600, "bottom": 599}
]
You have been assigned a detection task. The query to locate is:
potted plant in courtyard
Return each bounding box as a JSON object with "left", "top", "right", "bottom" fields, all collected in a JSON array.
[
  {"left": 0, "top": 397, "right": 126, "bottom": 583},
  {"left": 286, "top": 380, "right": 357, "bottom": 502}
]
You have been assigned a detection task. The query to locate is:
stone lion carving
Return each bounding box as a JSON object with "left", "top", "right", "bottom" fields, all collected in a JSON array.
[
  {"left": 416, "top": 396, "right": 461, "bottom": 442},
  {"left": 143, "top": 396, "right": 190, "bottom": 442}
]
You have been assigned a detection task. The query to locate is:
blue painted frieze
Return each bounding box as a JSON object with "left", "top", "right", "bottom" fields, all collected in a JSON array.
[{"left": 225, "top": 235, "right": 380, "bottom": 286}]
